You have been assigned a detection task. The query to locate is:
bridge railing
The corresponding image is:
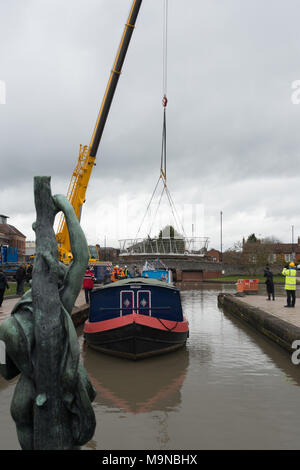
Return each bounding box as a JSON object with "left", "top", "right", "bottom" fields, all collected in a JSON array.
[{"left": 118, "top": 237, "right": 210, "bottom": 256}]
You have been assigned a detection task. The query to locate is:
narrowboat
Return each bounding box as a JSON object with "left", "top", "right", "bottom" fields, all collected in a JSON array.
[{"left": 83, "top": 277, "right": 189, "bottom": 360}]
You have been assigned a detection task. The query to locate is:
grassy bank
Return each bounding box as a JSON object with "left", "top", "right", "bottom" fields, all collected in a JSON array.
[
  {"left": 206, "top": 274, "right": 286, "bottom": 283},
  {"left": 4, "top": 282, "right": 31, "bottom": 297}
]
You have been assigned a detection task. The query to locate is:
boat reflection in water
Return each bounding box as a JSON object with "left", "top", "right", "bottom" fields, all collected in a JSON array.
[{"left": 82, "top": 344, "right": 189, "bottom": 414}]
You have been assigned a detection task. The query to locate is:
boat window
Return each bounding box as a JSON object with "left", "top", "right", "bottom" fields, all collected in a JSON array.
[
  {"left": 120, "top": 290, "right": 134, "bottom": 316},
  {"left": 137, "top": 290, "right": 151, "bottom": 316}
]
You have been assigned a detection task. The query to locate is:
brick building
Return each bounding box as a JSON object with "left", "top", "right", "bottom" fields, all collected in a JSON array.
[
  {"left": 0, "top": 214, "right": 26, "bottom": 263},
  {"left": 206, "top": 248, "right": 221, "bottom": 263},
  {"left": 242, "top": 237, "right": 300, "bottom": 266}
]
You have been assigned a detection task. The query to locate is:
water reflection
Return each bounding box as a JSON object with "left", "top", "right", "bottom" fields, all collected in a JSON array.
[
  {"left": 221, "top": 306, "right": 300, "bottom": 387},
  {"left": 155, "top": 412, "right": 170, "bottom": 449},
  {"left": 82, "top": 345, "right": 189, "bottom": 414}
]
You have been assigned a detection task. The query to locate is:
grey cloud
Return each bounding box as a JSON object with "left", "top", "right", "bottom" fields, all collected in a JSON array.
[{"left": 1, "top": 0, "right": 300, "bottom": 248}]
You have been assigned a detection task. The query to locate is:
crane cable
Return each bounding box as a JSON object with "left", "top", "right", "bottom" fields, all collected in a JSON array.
[
  {"left": 161, "top": 0, "right": 168, "bottom": 179},
  {"left": 162, "top": 0, "right": 168, "bottom": 99},
  {"left": 135, "top": 0, "right": 186, "bottom": 241},
  {"left": 134, "top": 0, "right": 168, "bottom": 240},
  {"left": 149, "top": 0, "right": 186, "bottom": 238}
]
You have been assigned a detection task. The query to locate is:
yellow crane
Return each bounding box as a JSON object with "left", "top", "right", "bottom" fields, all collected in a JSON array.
[{"left": 56, "top": 0, "right": 143, "bottom": 263}]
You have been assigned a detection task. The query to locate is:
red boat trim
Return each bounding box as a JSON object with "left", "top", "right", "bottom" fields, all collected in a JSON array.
[
  {"left": 84, "top": 312, "right": 189, "bottom": 334},
  {"left": 89, "top": 373, "right": 186, "bottom": 414}
]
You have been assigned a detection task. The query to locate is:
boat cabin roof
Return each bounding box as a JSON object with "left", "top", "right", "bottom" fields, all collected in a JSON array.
[{"left": 95, "top": 277, "right": 178, "bottom": 291}]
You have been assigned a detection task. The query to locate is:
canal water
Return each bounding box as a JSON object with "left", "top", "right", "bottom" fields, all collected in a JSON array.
[{"left": 1, "top": 284, "right": 300, "bottom": 450}]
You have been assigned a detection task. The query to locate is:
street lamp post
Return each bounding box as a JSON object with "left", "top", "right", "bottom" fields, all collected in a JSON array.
[
  {"left": 220, "top": 211, "right": 223, "bottom": 263},
  {"left": 292, "top": 225, "right": 295, "bottom": 261}
]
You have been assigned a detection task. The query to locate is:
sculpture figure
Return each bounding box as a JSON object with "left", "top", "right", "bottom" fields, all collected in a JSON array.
[{"left": 0, "top": 177, "right": 96, "bottom": 450}]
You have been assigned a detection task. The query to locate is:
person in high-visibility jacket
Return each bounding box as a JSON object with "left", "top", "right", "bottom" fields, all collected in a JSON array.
[
  {"left": 110, "top": 266, "right": 119, "bottom": 282},
  {"left": 119, "top": 268, "right": 125, "bottom": 278},
  {"left": 282, "top": 262, "right": 297, "bottom": 307}
]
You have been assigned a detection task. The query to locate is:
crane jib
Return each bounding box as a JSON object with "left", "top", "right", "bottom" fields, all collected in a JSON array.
[
  {"left": 89, "top": 0, "right": 143, "bottom": 158},
  {"left": 56, "top": 0, "right": 143, "bottom": 263}
]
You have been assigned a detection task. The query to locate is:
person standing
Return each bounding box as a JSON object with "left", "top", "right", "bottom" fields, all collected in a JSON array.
[
  {"left": 282, "top": 262, "right": 297, "bottom": 307},
  {"left": 0, "top": 268, "right": 9, "bottom": 307},
  {"left": 111, "top": 266, "right": 120, "bottom": 282},
  {"left": 134, "top": 265, "right": 140, "bottom": 277},
  {"left": 119, "top": 267, "right": 125, "bottom": 278},
  {"left": 104, "top": 263, "right": 112, "bottom": 284},
  {"left": 15, "top": 264, "right": 26, "bottom": 296},
  {"left": 83, "top": 266, "right": 95, "bottom": 304},
  {"left": 26, "top": 264, "right": 33, "bottom": 284},
  {"left": 264, "top": 266, "right": 275, "bottom": 300}
]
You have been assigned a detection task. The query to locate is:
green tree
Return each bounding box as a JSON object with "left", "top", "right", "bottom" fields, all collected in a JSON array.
[
  {"left": 157, "top": 225, "right": 184, "bottom": 253},
  {"left": 159, "top": 225, "right": 175, "bottom": 239},
  {"left": 247, "top": 233, "right": 258, "bottom": 243}
]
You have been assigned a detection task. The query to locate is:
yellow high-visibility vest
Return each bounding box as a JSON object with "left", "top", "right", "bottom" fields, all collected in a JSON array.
[{"left": 282, "top": 268, "right": 297, "bottom": 290}]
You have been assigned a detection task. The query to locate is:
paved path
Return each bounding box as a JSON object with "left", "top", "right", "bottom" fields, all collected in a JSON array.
[
  {"left": 0, "top": 290, "right": 87, "bottom": 325},
  {"left": 240, "top": 294, "right": 300, "bottom": 329}
]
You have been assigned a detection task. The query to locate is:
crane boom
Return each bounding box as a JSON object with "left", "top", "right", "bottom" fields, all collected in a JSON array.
[{"left": 56, "top": 0, "right": 143, "bottom": 262}]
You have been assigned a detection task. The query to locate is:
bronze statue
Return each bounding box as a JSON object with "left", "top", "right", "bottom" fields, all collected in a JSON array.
[{"left": 0, "top": 177, "right": 96, "bottom": 449}]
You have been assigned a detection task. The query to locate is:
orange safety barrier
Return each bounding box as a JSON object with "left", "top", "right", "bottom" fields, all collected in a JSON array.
[
  {"left": 244, "top": 279, "right": 259, "bottom": 291},
  {"left": 236, "top": 279, "right": 259, "bottom": 293},
  {"left": 236, "top": 279, "right": 245, "bottom": 293}
]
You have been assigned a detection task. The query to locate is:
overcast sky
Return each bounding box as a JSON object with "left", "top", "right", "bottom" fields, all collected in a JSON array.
[{"left": 1, "top": 0, "right": 300, "bottom": 251}]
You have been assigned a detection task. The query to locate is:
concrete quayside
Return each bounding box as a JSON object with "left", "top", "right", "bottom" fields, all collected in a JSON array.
[
  {"left": 218, "top": 293, "right": 300, "bottom": 355},
  {"left": 0, "top": 289, "right": 89, "bottom": 328}
]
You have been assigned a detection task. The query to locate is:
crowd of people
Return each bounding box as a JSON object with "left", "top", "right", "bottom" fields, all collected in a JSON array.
[
  {"left": 104, "top": 264, "right": 140, "bottom": 283},
  {"left": 110, "top": 265, "right": 129, "bottom": 282},
  {"left": 82, "top": 264, "right": 138, "bottom": 304}
]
